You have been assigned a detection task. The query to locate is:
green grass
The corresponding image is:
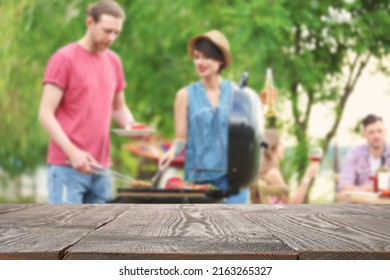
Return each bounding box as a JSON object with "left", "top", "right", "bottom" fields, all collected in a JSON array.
[{"left": 0, "top": 196, "right": 36, "bottom": 204}]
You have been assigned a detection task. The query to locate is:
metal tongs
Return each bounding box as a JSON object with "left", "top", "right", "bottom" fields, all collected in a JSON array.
[{"left": 90, "top": 162, "right": 136, "bottom": 184}]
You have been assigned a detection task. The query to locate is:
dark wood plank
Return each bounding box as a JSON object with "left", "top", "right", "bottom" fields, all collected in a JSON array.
[
  {"left": 2, "top": 204, "right": 388, "bottom": 260},
  {"left": 237, "top": 205, "right": 390, "bottom": 259},
  {"left": 64, "top": 204, "right": 297, "bottom": 260},
  {"left": 0, "top": 204, "right": 129, "bottom": 260}
]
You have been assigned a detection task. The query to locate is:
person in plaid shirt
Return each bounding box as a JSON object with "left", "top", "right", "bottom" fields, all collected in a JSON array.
[{"left": 339, "top": 114, "right": 390, "bottom": 192}]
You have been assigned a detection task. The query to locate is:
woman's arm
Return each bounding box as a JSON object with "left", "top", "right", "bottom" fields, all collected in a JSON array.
[
  {"left": 289, "top": 162, "right": 320, "bottom": 204},
  {"left": 264, "top": 168, "right": 286, "bottom": 186},
  {"left": 174, "top": 88, "right": 188, "bottom": 144},
  {"left": 264, "top": 163, "right": 319, "bottom": 204},
  {"left": 158, "top": 88, "right": 188, "bottom": 169},
  {"left": 261, "top": 169, "right": 289, "bottom": 203}
]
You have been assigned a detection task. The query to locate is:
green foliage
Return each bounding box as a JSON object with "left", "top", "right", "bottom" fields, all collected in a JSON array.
[
  {"left": 0, "top": 196, "right": 35, "bottom": 204},
  {"left": 1, "top": 0, "right": 390, "bottom": 186}
]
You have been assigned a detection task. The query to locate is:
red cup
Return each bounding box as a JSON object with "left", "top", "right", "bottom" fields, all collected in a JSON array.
[
  {"left": 309, "top": 147, "right": 323, "bottom": 163},
  {"left": 309, "top": 156, "right": 321, "bottom": 163}
]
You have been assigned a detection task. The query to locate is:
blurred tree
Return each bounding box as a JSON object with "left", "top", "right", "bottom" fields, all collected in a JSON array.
[
  {"left": 0, "top": 0, "right": 86, "bottom": 197},
  {"left": 222, "top": 0, "right": 390, "bottom": 181}
]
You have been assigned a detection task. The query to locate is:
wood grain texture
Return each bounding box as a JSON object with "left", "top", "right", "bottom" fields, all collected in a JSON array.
[
  {"left": 64, "top": 204, "right": 296, "bottom": 260},
  {"left": 0, "top": 204, "right": 35, "bottom": 215},
  {"left": 1, "top": 204, "right": 389, "bottom": 260},
  {"left": 235, "top": 204, "right": 390, "bottom": 259},
  {"left": 0, "top": 204, "right": 127, "bottom": 259}
]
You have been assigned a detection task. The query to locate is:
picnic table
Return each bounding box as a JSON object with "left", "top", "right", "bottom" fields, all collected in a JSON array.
[
  {"left": 335, "top": 191, "right": 390, "bottom": 204},
  {"left": 0, "top": 204, "right": 389, "bottom": 260}
]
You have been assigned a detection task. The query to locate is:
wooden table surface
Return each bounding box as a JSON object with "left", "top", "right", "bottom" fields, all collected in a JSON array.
[{"left": 0, "top": 204, "right": 389, "bottom": 260}]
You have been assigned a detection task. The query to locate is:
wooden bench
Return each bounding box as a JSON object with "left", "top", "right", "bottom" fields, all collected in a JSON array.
[{"left": 0, "top": 204, "right": 389, "bottom": 259}]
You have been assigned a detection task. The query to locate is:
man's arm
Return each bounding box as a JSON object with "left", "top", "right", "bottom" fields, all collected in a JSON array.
[
  {"left": 38, "top": 83, "right": 95, "bottom": 174},
  {"left": 112, "top": 91, "right": 135, "bottom": 128},
  {"left": 341, "top": 183, "right": 373, "bottom": 192},
  {"left": 339, "top": 149, "right": 373, "bottom": 192}
]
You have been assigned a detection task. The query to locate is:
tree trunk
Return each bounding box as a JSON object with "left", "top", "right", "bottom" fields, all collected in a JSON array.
[{"left": 303, "top": 54, "right": 371, "bottom": 203}]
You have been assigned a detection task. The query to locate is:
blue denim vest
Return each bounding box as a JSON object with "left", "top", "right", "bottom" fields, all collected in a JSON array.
[{"left": 184, "top": 80, "right": 231, "bottom": 186}]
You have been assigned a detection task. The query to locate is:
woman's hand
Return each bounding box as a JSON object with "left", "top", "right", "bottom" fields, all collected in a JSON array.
[
  {"left": 304, "top": 162, "right": 320, "bottom": 180},
  {"left": 158, "top": 148, "right": 175, "bottom": 170}
]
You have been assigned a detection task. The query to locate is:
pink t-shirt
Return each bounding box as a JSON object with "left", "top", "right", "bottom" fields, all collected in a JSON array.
[{"left": 43, "top": 43, "right": 126, "bottom": 168}]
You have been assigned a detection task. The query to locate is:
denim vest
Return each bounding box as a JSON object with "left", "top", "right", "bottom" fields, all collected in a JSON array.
[{"left": 184, "top": 80, "right": 231, "bottom": 184}]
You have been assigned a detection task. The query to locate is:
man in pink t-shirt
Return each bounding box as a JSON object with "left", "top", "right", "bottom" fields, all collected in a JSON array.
[{"left": 38, "top": 0, "right": 136, "bottom": 204}]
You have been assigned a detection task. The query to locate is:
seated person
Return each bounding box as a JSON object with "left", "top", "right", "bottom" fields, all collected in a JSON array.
[
  {"left": 339, "top": 114, "right": 390, "bottom": 192},
  {"left": 251, "top": 129, "right": 319, "bottom": 204}
]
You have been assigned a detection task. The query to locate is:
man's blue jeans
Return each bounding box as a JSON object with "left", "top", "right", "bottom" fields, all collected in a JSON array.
[{"left": 47, "top": 165, "right": 112, "bottom": 204}]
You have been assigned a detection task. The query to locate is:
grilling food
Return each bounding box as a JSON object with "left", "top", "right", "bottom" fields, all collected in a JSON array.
[
  {"left": 165, "top": 177, "right": 215, "bottom": 190},
  {"left": 129, "top": 180, "right": 153, "bottom": 188},
  {"left": 127, "top": 177, "right": 214, "bottom": 190},
  {"left": 131, "top": 123, "right": 148, "bottom": 130}
]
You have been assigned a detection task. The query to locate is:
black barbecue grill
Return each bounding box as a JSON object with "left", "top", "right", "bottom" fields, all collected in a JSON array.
[
  {"left": 111, "top": 188, "right": 225, "bottom": 203},
  {"left": 227, "top": 72, "right": 265, "bottom": 196}
]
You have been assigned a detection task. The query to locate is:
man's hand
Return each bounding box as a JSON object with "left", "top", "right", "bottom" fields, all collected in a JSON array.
[
  {"left": 341, "top": 183, "right": 374, "bottom": 192},
  {"left": 361, "top": 183, "right": 374, "bottom": 192},
  {"left": 67, "top": 148, "right": 97, "bottom": 175}
]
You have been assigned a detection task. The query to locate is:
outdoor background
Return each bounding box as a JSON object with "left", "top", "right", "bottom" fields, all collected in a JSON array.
[{"left": 1, "top": 0, "right": 390, "bottom": 203}]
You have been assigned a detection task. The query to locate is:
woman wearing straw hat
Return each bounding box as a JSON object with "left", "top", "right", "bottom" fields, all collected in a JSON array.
[{"left": 159, "top": 30, "right": 249, "bottom": 203}]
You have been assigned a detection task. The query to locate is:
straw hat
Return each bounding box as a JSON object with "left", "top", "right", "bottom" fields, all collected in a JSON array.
[{"left": 187, "top": 30, "right": 232, "bottom": 68}]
